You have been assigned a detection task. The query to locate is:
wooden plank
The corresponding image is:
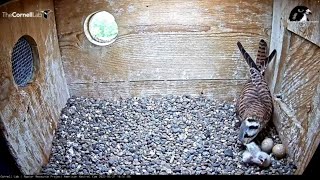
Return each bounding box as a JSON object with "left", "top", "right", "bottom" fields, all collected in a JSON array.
[
  {"left": 68, "top": 80, "right": 246, "bottom": 102},
  {"left": 55, "top": 0, "right": 273, "bottom": 36},
  {"left": 272, "top": 33, "right": 320, "bottom": 174},
  {"left": 60, "top": 34, "right": 264, "bottom": 83},
  {"left": 54, "top": 0, "right": 273, "bottom": 84},
  {"left": 287, "top": 22, "right": 320, "bottom": 47},
  {"left": 301, "top": 83, "right": 320, "bottom": 174},
  {"left": 267, "top": 0, "right": 320, "bottom": 92},
  {"left": 267, "top": 0, "right": 292, "bottom": 92},
  {"left": 268, "top": 1, "right": 320, "bottom": 174},
  {"left": 0, "top": 0, "right": 69, "bottom": 175}
]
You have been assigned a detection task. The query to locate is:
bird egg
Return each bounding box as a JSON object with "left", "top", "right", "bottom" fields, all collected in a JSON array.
[
  {"left": 272, "top": 144, "right": 286, "bottom": 159},
  {"left": 261, "top": 138, "right": 274, "bottom": 153}
]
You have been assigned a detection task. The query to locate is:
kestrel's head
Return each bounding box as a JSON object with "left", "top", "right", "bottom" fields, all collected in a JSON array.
[
  {"left": 239, "top": 117, "right": 262, "bottom": 144},
  {"left": 289, "top": 6, "right": 312, "bottom": 21},
  {"left": 296, "top": 6, "right": 312, "bottom": 15}
]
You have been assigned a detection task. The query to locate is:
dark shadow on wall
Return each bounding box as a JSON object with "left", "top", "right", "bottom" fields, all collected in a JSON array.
[
  {"left": 0, "top": 0, "right": 11, "bottom": 6},
  {"left": 0, "top": 132, "right": 22, "bottom": 175},
  {"left": 303, "top": 144, "right": 320, "bottom": 175}
]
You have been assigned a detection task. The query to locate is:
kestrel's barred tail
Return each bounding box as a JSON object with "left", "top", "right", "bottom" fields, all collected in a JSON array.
[
  {"left": 255, "top": 39, "right": 277, "bottom": 76},
  {"left": 256, "top": 39, "right": 268, "bottom": 71},
  {"left": 236, "top": 41, "right": 275, "bottom": 144}
]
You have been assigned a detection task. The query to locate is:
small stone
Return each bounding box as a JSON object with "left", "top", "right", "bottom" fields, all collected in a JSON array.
[
  {"left": 173, "top": 168, "right": 181, "bottom": 173},
  {"left": 273, "top": 162, "right": 281, "bottom": 169},
  {"left": 212, "top": 163, "right": 220, "bottom": 167},
  {"left": 166, "top": 169, "right": 173, "bottom": 174},
  {"left": 224, "top": 149, "right": 233, "bottom": 157},
  {"left": 235, "top": 170, "right": 244, "bottom": 175},
  {"left": 39, "top": 96, "right": 297, "bottom": 176},
  {"left": 189, "top": 149, "right": 196, "bottom": 155},
  {"left": 108, "top": 157, "right": 118, "bottom": 166},
  {"left": 129, "top": 148, "right": 135, "bottom": 153},
  {"left": 172, "top": 128, "right": 180, "bottom": 133},
  {"left": 147, "top": 167, "right": 154, "bottom": 173},
  {"left": 201, "top": 170, "right": 207, "bottom": 175},
  {"left": 170, "top": 155, "right": 175, "bottom": 163},
  {"left": 203, "top": 151, "right": 209, "bottom": 156}
]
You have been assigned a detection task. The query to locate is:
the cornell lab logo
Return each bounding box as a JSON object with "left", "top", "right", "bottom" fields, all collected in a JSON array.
[{"left": 2, "top": 9, "right": 52, "bottom": 19}]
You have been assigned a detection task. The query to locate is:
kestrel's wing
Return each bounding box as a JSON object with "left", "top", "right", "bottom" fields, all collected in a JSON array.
[
  {"left": 237, "top": 42, "right": 260, "bottom": 71},
  {"left": 249, "top": 68, "right": 263, "bottom": 88},
  {"left": 265, "top": 49, "right": 276, "bottom": 67},
  {"left": 237, "top": 41, "right": 271, "bottom": 113},
  {"left": 236, "top": 79, "right": 259, "bottom": 122},
  {"left": 249, "top": 65, "right": 273, "bottom": 122},
  {"left": 236, "top": 42, "right": 261, "bottom": 120}
]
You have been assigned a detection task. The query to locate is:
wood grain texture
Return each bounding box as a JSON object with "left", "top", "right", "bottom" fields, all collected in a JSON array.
[
  {"left": 268, "top": 0, "right": 320, "bottom": 174},
  {"left": 54, "top": 0, "right": 273, "bottom": 99},
  {"left": 69, "top": 80, "right": 246, "bottom": 102},
  {"left": 287, "top": 22, "right": 320, "bottom": 47},
  {"left": 272, "top": 33, "right": 320, "bottom": 174},
  {"left": 267, "top": 0, "right": 320, "bottom": 92},
  {"left": 0, "top": 0, "right": 69, "bottom": 175}
]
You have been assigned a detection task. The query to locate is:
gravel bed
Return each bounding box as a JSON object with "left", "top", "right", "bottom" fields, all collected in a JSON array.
[{"left": 40, "top": 95, "right": 296, "bottom": 175}]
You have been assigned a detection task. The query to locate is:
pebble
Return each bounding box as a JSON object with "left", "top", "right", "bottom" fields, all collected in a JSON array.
[
  {"left": 40, "top": 95, "right": 296, "bottom": 175},
  {"left": 224, "top": 149, "right": 234, "bottom": 158}
]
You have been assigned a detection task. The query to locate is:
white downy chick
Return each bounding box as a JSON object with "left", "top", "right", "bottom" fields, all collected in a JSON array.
[
  {"left": 251, "top": 151, "right": 271, "bottom": 168},
  {"left": 242, "top": 142, "right": 271, "bottom": 168},
  {"left": 242, "top": 150, "right": 253, "bottom": 164}
]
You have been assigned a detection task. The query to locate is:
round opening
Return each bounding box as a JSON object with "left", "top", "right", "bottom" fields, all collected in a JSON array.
[
  {"left": 84, "top": 11, "right": 119, "bottom": 46},
  {"left": 11, "top": 36, "right": 39, "bottom": 87}
]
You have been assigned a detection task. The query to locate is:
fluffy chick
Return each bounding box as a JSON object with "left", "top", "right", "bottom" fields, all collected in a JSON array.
[{"left": 242, "top": 142, "right": 271, "bottom": 168}]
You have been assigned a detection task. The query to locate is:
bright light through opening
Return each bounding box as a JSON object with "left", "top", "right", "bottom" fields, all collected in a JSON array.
[{"left": 84, "top": 11, "right": 118, "bottom": 46}]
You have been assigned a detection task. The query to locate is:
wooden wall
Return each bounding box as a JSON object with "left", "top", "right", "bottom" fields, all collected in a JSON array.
[
  {"left": 268, "top": 0, "right": 320, "bottom": 174},
  {"left": 0, "top": 0, "right": 69, "bottom": 175},
  {"left": 54, "top": 0, "right": 273, "bottom": 101}
]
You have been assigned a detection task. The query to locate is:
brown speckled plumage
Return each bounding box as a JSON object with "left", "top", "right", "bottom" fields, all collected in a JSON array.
[{"left": 236, "top": 40, "right": 276, "bottom": 144}]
